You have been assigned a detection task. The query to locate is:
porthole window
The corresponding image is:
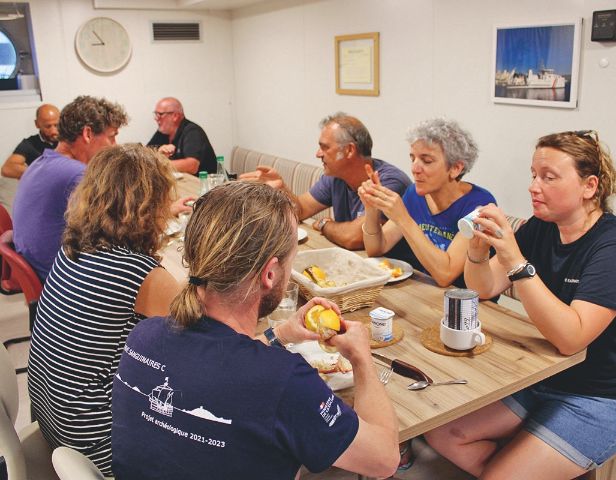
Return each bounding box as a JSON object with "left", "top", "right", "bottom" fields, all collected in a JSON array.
[{"left": 0, "top": 30, "right": 18, "bottom": 79}]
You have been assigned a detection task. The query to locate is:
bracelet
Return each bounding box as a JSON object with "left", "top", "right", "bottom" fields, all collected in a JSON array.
[
  {"left": 506, "top": 261, "right": 527, "bottom": 277},
  {"left": 361, "top": 222, "right": 381, "bottom": 236},
  {"left": 467, "top": 252, "right": 489, "bottom": 264}
]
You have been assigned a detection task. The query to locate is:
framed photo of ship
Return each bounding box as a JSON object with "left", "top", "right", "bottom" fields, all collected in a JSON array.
[{"left": 491, "top": 19, "right": 582, "bottom": 108}]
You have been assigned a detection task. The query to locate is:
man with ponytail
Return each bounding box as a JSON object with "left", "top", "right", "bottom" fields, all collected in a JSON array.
[{"left": 112, "top": 182, "right": 399, "bottom": 479}]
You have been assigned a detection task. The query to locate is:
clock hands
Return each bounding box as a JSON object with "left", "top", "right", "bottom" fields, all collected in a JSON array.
[{"left": 91, "top": 30, "right": 105, "bottom": 46}]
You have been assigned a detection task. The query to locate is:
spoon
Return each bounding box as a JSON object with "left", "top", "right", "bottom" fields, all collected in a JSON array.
[{"left": 407, "top": 379, "right": 468, "bottom": 390}]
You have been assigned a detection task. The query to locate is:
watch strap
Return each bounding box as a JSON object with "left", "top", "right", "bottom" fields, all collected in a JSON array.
[
  {"left": 263, "top": 327, "right": 284, "bottom": 348},
  {"left": 508, "top": 262, "right": 536, "bottom": 282}
]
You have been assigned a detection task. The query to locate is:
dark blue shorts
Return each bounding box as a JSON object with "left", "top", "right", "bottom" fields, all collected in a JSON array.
[{"left": 502, "top": 384, "right": 616, "bottom": 469}]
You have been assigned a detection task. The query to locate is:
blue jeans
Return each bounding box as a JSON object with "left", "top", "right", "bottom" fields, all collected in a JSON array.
[{"left": 502, "top": 384, "right": 616, "bottom": 469}]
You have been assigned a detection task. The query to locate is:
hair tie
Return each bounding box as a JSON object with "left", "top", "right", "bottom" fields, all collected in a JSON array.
[{"left": 188, "top": 276, "right": 204, "bottom": 286}]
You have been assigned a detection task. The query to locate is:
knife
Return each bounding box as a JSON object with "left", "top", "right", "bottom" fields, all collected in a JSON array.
[{"left": 371, "top": 352, "right": 433, "bottom": 383}]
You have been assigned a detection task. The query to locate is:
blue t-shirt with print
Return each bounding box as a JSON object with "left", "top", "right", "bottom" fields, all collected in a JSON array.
[
  {"left": 309, "top": 158, "right": 411, "bottom": 222},
  {"left": 112, "top": 316, "right": 359, "bottom": 480},
  {"left": 387, "top": 183, "right": 495, "bottom": 287}
]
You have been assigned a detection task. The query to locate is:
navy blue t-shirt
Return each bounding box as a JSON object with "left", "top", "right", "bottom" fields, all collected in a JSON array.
[
  {"left": 112, "top": 316, "right": 359, "bottom": 479},
  {"left": 309, "top": 158, "right": 411, "bottom": 222},
  {"left": 388, "top": 183, "right": 496, "bottom": 287},
  {"left": 515, "top": 214, "right": 616, "bottom": 398}
]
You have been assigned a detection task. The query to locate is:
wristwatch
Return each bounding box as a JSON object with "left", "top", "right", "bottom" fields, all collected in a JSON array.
[
  {"left": 315, "top": 217, "right": 332, "bottom": 232},
  {"left": 263, "top": 327, "right": 284, "bottom": 348},
  {"left": 507, "top": 262, "right": 536, "bottom": 282}
]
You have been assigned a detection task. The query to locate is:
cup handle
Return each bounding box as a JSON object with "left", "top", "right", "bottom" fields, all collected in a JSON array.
[{"left": 472, "top": 331, "right": 486, "bottom": 346}]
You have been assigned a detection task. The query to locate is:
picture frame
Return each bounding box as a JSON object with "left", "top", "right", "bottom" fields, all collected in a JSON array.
[
  {"left": 491, "top": 19, "right": 582, "bottom": 108},
  {"left": 335, "top": 32, "right": 379, "bottom": 96}
]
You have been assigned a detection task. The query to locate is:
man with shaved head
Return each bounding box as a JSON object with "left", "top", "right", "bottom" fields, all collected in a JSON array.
[
  {"left": 1, "top": 103, "right": 60, "bottom": 179},
  {"left": 147, "top": 97, "right": 217, "bottom": 175}
]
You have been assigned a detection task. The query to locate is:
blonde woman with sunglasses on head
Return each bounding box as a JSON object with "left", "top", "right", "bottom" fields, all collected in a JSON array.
[{"left": 425, "top": 131, "right": 616, "bottom": 480}]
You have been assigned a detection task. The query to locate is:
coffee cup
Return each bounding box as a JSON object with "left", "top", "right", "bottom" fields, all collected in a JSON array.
[
  {"left": 457, "top": 209, "right": 482, "bottom": 239},
  {"left": 440, "top": 318, "right": 485, "bottom": 350}
]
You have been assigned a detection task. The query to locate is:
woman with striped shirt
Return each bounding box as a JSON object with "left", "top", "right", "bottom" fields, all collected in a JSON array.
[{"left": 28, "top": 144, "right": 182, "bottom": 475}]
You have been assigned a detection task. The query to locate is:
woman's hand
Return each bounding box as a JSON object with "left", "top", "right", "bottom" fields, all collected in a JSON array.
[
  {"left": 274, "top": 297, "right": 340, "bottom": 345},
  {"left": 358, "top": 181, "right": 407, "bottom": 224},
  {"left": 472, "top": 204, "right": 525, "bottom": 270}
]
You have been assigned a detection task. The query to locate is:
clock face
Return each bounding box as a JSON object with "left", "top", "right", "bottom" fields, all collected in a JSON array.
[{"left": 75, "top": 17, "right": 131, "bottom": 73}]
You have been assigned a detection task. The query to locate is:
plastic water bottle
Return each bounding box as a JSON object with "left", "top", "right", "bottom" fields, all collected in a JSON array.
[
  {"left": 216, "top": 156, "right": 228, "bottom": 182},
  {"left": 199, "top": 171, "right": 209, "bottom": 196}
]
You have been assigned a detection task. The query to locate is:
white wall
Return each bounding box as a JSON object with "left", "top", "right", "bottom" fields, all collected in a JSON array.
[
  {"left": 1, "top": 0, "right": 235, "bottom": 207},
  {"left": 231, "top": 0, "right": 616, "bottom": 218}
]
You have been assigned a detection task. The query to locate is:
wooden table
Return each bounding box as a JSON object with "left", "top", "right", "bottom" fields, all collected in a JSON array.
[{"left": 163, "top": 174, "right": 587, "bottom": 473}]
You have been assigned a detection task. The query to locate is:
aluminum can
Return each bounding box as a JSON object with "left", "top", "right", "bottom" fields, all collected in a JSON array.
[{"left": 444, "top": 289, "right": 479, "bottom": 330}]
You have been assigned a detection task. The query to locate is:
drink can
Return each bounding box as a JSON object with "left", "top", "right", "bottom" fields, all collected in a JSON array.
[
  {"left": 444, "top": 289, "right": 478, "bottom": 330},
  {"left": 369, "top": 307, "right": 394, "bottom": 342}
]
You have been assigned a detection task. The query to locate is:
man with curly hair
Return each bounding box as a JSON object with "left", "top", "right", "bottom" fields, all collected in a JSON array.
[{"left": 12, "top": 95, "right": 128, "bottom": 280}]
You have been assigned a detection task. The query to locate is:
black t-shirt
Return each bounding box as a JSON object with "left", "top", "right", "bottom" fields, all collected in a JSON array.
[
  {"left": 148, "top": 118, "right": 217, "bottom": 174},
  {"left": 13, "top": 134, "right": 58, "bottom": 165},
  {"left": 515, "top": 214, "right": 616, "bottom": 398}
]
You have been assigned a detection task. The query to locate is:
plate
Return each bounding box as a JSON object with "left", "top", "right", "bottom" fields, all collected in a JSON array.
[
  {"left": 366, "top": 257, "right": 413, "bottom": 283},
  {"left": 165, "top": 218, "right": 183, "bottom": 236},
  {"left": 287, "top": 341, "right": 353, "bottom": 391},
  {"left": 297, "top": 227, "right": 308, "bottom": 242}
]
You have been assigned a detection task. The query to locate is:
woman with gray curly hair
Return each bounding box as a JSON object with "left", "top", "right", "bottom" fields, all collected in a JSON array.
[{"left": 358, "top": 118, "right": 495, "bottom": 288}]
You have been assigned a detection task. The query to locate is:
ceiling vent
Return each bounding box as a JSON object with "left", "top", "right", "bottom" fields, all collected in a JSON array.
[{"left": 152, "top": 22, "right": 201, "bottom": 42}]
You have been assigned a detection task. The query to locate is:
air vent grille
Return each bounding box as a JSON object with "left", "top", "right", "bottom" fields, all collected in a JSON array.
[{"left": 152, "top": 22, "right": 201, "bottom": 41}]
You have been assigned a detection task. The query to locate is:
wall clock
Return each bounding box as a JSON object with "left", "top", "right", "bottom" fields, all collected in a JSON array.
[{"left": 75, "top": 17, "right": 132, "bottom": 73}]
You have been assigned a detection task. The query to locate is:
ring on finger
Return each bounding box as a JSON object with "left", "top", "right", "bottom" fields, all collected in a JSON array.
[{"left": 494, "top": 228, "right": 504, "bottom": 239}]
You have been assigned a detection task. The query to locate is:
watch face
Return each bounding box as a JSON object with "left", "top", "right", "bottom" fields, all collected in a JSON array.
[
  {"left": 527, "top": 264, "right": 536, "bottom": 276},
  {"left": 75, "top": 17, "right": 132, "bottom": 73}
]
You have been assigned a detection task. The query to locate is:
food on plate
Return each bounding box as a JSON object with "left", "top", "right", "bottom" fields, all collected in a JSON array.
[
  {"left": 378, "top": 258, "right": 403, "bottom": 278},
  {"left": 302, "top": 265, "right": 336, "bottom": 288},
  {"left": 336, "top": 355, "right": 352, "bottom": 373},
  {"left": 305, "top": 305, "right": 343, "bottom": 353},
  {"left": 308, "top": 355, "right": 353, "bottom": 375}
]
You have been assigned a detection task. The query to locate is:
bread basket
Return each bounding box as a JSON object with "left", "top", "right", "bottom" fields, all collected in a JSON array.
[{"left": 291, "top": 247, "right": 390, "bottom": 312}]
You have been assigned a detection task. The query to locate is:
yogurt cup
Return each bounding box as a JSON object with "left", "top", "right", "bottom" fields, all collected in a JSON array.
[
  {"left": 457, "top": 209, "right": 482, "bottom": 239},
  {"left": 369, "top": 307, "right": 394, "bottom": 342}
]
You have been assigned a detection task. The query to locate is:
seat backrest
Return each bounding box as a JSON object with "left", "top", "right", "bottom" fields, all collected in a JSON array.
[
  {"left": 0, "top": 230, "right": 42, "bottom": 303},
  {"left": 0, "top": 343, "right": 27, "bottom": 480},
  {"left": 52, "top": 447, "right": 105, "bottom": 480},
  {"left": 0, "top": 203, "right": 12, "bottom": 234}
]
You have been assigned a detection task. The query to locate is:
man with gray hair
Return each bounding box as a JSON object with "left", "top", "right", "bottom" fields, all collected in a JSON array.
[
  {"left": 148, "top": 97, "right": 217, "bottom": 175},
  {"left": 240, "top": 112, "right": 411, "bottom": 250}
]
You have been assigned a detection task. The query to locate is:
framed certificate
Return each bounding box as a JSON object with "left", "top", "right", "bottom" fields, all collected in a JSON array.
[{"left": 335, "top": 32, "right": 379, "bottom": 96}]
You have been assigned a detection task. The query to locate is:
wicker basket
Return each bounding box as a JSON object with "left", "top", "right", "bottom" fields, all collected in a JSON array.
[{"left": 291, "top": 248, "right": 390, "bottom": 312}]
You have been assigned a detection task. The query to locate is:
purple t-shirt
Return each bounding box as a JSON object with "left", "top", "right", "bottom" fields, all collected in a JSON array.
[
  {"left": 12, "top": 149, "right": 85, "bottom": 280},
  {"left": 309, "top": 158, "right": 411, "bottom": 222},
  {"left": 112, "top": 317, "right": 359, "bottom": 479}
]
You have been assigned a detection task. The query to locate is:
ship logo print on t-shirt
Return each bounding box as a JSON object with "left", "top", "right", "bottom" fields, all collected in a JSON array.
[
  {"left": 319, "top": 394, "right": 342, "bottom": 427},
  {"left": 116, "top": 373, "right": 232, "bottom": 425}
]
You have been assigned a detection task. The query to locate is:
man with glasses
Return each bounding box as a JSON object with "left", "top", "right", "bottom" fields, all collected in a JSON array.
[
  {"left": 147, "top": 97, "right": 217, "bottom": 175},
  {"left": 241, "top": 112, "right": 411, "bottom": 250}
]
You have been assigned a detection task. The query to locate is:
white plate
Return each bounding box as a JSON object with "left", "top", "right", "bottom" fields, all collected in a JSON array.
[
  {"left": 165, "top": 218, "right": 183, "bottom": 236},
  {"left": 366, "top": 257, "right": 413, "bottom": 283},
  {"left": 172, "top": 171, "right": 184, "bottom": 180},
  {"left": 288, "top": 341, "right": 353, "bottom": 391},
  {"left": 297, "top": 227, "right": 308, "bottom": 242}
]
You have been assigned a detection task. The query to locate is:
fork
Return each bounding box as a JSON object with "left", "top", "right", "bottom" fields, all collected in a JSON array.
[{"left": 378, "top": 366, "right": 393, "bottom": 385}]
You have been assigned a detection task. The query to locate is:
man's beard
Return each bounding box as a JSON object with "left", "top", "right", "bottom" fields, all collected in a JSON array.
[{"left": 258, "top": 277, "right": 285, "bottom": 319}]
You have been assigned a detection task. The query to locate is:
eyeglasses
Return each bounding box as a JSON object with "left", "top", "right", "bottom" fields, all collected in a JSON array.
[{"left": 153, "top": 111, "right": 177, "bottom": 119}]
